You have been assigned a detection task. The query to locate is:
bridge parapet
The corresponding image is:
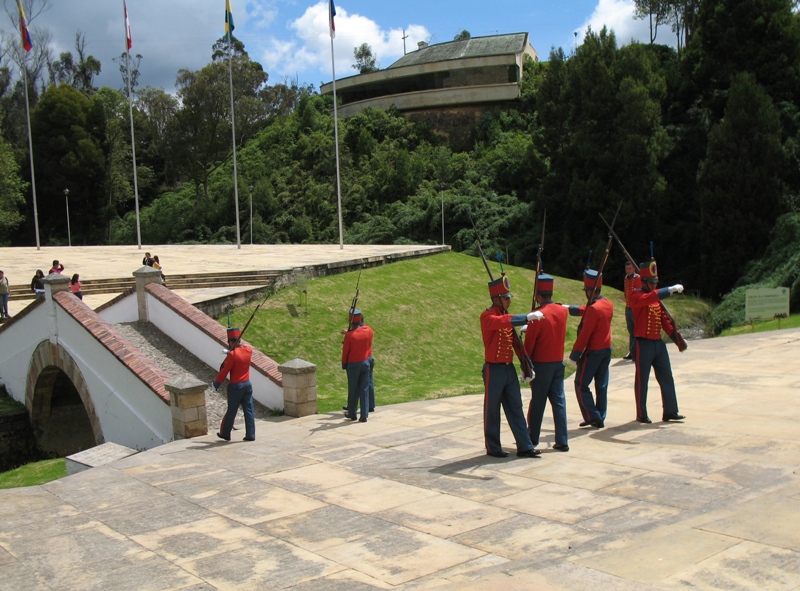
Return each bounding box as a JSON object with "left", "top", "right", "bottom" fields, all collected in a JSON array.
[{"left": 165, "top": 375, "right": 208, "bottom": 439}]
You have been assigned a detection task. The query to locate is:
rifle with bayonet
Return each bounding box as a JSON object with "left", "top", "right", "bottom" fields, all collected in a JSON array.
[
  {"left": 585, "top": 201, "right": 622, "bottom": 307},
  {"left": 599, "top": 214, "right": 688, "bottom": 352},
  {"left": 575, "top": 201, "right": 621, "bottom": 348},
  {"left": 347, "top": 268, "right": 363, "bottom": 330},
  {"left": 468, "top": 213, "right": 535, "bottom": 381},
  {"left": 220, "top": 287, "right": 273, "bottom": 368},
  {"left": 531, "top": 210, "right": 546, "bottom": 311}
]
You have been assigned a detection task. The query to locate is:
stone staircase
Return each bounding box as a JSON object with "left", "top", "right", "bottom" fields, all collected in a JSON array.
[{"left": 8, "top": 269, "right": 280, "bottom": 301}]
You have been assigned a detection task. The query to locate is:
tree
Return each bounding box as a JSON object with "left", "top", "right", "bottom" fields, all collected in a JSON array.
[
  {"left": 633, "top": 0, "right": 669, "bottom": 43},
  {"left": 352, "top": 43, "right": 378, "bottom": 74},
  {"left": 47, "top": 31, "right": 101, "bottom": 95},
  {"left": 91, "top": 87, "right": 133, "bottom": 241},
  {"left": 134, "top": 86, "right": 178, "bottom": 194},
  {"left": 30, "top": 84, "right": 106, "bottom": 244},
  {"left": 0, "top": 130, "right": 26, "bottom": 241},
  {"left": 690, "top": 0, "right": 800, "bottom": 113},
  {"left": 535, "top": 30, "right": 671, "bottom": 277},
  {"left": 454, "top": 30, "right": 471, "bottom": 41},
  {"left": 698, "top": 73, "right": 787, "bottom": 297},
  {"left": 168, "top": 37, "right": 268, "bottom": 201}
]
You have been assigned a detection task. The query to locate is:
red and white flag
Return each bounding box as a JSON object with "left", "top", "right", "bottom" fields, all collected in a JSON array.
[{"left": 124, "top": 0, "right": 132, "bottom": 50}]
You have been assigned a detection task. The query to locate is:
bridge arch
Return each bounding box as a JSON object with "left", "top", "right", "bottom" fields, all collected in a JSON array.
[{"left": 26, "top": 340, "right": 103, "bottom": 456}]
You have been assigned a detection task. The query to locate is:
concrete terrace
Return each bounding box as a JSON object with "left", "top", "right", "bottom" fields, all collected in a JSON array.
[
  {"left": 1, "top": 320, "right": 799, "bottom": 589},
  {"left": 0, "top": 244, "right": 449, "bottom": 317}
]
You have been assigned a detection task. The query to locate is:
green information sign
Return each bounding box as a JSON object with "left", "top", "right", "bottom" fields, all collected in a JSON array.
[{"left": 745, "top": 287, "right": 790, "bottom": 321}]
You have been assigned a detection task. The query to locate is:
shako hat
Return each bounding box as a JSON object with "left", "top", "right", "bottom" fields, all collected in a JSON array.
[
  {"left": 536, "top": 274, "right": 554, "bottom": 295},
  {"left": 488, "top": 276, "right": 512, "bottom": 298},
  {"left": 583, "top": 269, "right": 602, "bottom": 289},
  {"left": 227, "top": 327, "right": 241, "bottom": 339},
  {"left": 639, "top": 259, "right": 658, "bottom": 282},
  {"left": 349, "top": 307, "right": 363, "bottom": 323}
]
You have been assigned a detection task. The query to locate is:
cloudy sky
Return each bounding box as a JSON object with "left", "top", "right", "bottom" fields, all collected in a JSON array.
[{"left": 3, "top": 0, "right": 663, "bottom": 93}]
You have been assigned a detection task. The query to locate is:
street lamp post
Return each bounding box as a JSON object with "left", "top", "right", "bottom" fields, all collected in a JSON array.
[
  {"left": 64, "top": 189, "right": 71, "bottom": 247},
  {"left": 440, "top": 183, "right": 445, "bottom": 246},
  {"left": 249, "top": 185, "right": 254, "bottom": 245}
]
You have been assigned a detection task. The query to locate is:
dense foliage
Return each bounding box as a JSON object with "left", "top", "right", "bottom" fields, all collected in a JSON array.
[{"left": 2, "top": 0, "right": 800, "bottom": 308}]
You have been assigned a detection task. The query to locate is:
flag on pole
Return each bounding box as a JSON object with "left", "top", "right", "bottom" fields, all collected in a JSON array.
[
  {"left": 17, "top": 0, "right": 33, "bottom": 52},
  {"left": 225, "top": 0, "right": 235, "bottom": 39},
  {"left": 329, "top": 0, "right": 336, "bottom": 39},
  {"left": 124, "top": 0, "right": 132, "bottom": 50}
]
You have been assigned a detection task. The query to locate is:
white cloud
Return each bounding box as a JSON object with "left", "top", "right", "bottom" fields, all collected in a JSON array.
[
  {"left": 578, "top": 0, "right": 662, "bottom": 47},
  {"left": 261, "top": 2, "right": 429, "bottom": 86}
]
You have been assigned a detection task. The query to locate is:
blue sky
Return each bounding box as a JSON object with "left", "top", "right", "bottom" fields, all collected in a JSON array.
[{"left": 6, "top": 0, "right": 662, "bottom": 93}]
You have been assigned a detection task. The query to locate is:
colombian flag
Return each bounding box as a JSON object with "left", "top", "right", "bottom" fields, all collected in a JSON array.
[
  {"left": 17, "top": 0, "right": 32, "bottom": 52},
  {"left": 225, "top": 0, "right": 235, "bottom": 38}
]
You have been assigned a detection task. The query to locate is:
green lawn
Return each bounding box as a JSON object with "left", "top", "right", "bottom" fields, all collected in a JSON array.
[
  {"left": 719, "top": 313, "right": 800, "bottom": 337},
  {"left": 223, "top": 251, "right": 711, "bottom": 413},
  {"left": 0, "top": 459, "right": 66, "bottom": 490}
]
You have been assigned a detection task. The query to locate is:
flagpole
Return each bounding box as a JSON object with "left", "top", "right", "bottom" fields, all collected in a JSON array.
[
  {"left": 329, "top": 5, "right": 343, "bottom": 250},
  {"left": 21, "top": 61, "right": 40, "bottom": 250},
  {"left": 124, "top": 1, "right": 142, "bottom": 249},
  {"left": 228, "top": 39, "right": 241, "bottom": 250},
  {"left": 17, "top": 0, "right": 40, "bottom": 250}
]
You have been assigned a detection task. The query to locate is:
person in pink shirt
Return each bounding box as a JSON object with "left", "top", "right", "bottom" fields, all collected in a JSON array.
[{"left": 70, "top": 273, "right": 83, "bottom": 300}]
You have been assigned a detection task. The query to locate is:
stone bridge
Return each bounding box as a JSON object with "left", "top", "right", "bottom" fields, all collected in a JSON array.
[{"left": 0, "top": 268, "right": 315, "bottom": 456}]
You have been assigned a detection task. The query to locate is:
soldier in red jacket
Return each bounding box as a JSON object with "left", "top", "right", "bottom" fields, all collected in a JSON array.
[
  {"left": 214, "top": 327, "right": 255, "bottom": 441},
  {"left": 523, "top": 274, "right": 569, "bottom": 452},
  {"left": 480, "top": 275, "right": 544, "bottom": 458},
  {"left": 342, "top": 308, "right": 373, "bottom": 422},
  {"left": 623, "top": 261, "right": 642, "bottom": 360},
  {"left": 628, "top": 259, "right": 685, "bottom": 423},
  {"left": 567, "top": 269, "right": 614, "bottom": 429}
]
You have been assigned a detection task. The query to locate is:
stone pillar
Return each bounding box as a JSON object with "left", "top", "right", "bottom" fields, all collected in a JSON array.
[
  {"left": 133, "top": 266, "right": 163, "bottom": 322},
  {"left": 278, "top": 358, "right": 317, "bottom": 417},
  {"left": 42, "top": 272, "right": 71, "bottom": 297},
  {"left": 165, "top": 375, "right": 208, "bottom": 439},
  {"left": 42, "top": 273, "right": 71, "bottom": 344}
]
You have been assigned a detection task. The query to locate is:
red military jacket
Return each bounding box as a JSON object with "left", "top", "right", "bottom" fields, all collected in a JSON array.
[
  {"left": 480, "top": 305, "right": 527, "bottom": 364},
  {"left": 342, "top": 325, "right": 374, "bottom": 365},
  {"left": 628, "top": 289, "right": 675, "bottom": 339},
  {"left": 524, "top": 301, "right": 568, "bottom": 363},
  {"left": 624, "top": 273, "right": 642, "bottom": 307},
  {"left": 571, "top": 297, "right": 614, "bottom": 353},
  {"left": 215, "top": 344, "right": 253, "bottom": 384}
]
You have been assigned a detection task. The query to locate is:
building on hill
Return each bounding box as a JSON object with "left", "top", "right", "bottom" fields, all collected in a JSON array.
[{"left": 320, "top": 32, "right": 539, "bottom": 148}]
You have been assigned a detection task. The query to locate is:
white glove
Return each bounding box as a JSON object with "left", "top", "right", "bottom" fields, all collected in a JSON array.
[
  {"left": 668, "top": 284, "right": 684, "bottom": 294},
  {"left": 527, "top": 311, "right": 544, "bottom": 322},
  {"left": 519, "top": 324, "right": 528, "bottom": 333},
  {"left": 520, "top": 372, "right": 535, "bottom": 383},
  {"left": 221, "top": 348, "right": 230, "bottom": 354},
  {"left": 562, "top": 304, "right": 570, "bottom": 309}
]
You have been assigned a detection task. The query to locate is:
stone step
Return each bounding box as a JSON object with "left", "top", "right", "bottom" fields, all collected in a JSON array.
[{"left": 8, "top": 271, "right": 280, "bottom": 300}]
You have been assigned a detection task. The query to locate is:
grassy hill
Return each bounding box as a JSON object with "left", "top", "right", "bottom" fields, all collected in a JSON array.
[{"left": 224, "top": 251, "right": 710, "bottom": 413}]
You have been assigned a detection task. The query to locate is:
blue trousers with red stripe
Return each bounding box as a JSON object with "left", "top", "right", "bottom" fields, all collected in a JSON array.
[
  {"left": 527, "top": 361, "right": 568, "bottom": 447},
  {"left": 482, "top": 362, "right": 534, "bottom": 455},
  {"left": 574, "top": 348, "right": 611, "bottom": 423},
  {"left": 634, "top": 338, "right": 679, "bottom": 419}
]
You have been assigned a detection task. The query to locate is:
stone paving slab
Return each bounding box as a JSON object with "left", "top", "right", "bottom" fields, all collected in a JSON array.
[{"left": 1, "top": 318, "right": 800, "bottom": 589}]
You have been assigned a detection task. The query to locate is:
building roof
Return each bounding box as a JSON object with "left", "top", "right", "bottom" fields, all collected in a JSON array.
[{"left": 388, "top": 33, "right": 530, "bottom": 69}]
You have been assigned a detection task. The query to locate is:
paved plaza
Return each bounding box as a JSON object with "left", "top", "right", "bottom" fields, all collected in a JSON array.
[
  {"left": 1, "top": 325, "right": 799, "bottom": 590},
  {"left": 0, "top": 243, "right": 448, "bottom": 316},
  {"left": 0, "top": 245, "right": 798, "bottom": 589}
]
